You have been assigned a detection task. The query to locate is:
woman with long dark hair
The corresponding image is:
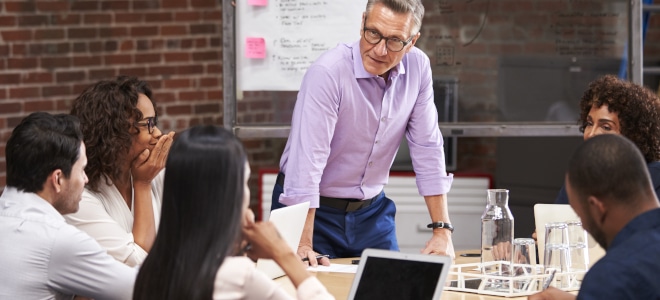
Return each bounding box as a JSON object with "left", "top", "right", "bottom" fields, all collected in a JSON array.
[{"left": 133, "top": 125, "right": 333, "bottom": 300}]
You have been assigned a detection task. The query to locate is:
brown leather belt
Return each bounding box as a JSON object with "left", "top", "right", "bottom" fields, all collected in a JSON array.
[{"left": 276, "top": 172, "right": 380, "bottom": 212}]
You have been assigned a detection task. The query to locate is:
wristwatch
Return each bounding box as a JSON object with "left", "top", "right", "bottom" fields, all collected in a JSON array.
[{"left": 427, "top": 221, "right": 454, "bottom": 233}]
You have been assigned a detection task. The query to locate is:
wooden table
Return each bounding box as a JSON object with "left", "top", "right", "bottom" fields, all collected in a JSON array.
[{"left": 274, "top": 250, "right": 536, "bottom": 300}]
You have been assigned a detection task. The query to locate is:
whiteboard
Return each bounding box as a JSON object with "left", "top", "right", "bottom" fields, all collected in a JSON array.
[{"left": 237, "top": 0, "right": 367, "bottom": 91}]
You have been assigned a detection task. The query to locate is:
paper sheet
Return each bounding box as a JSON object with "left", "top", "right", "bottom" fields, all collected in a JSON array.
[{"left": 307, "top": 263, "right": 358, "bottom": 273}]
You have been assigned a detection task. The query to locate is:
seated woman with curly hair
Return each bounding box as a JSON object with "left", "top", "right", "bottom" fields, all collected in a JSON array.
[
  {"left": 555, "top": 74, "right": 660, "bottom": 203},
  {"left": 65, "top": 75, "right": 175, "bottom": 266}
]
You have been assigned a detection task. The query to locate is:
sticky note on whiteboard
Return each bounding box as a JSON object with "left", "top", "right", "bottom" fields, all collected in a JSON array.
[
  {"left": 245, "top": 37, "right": 266, "bottom": 59},
  {"left": 248, "top": 0, "right": 268, "bottom": 5}
]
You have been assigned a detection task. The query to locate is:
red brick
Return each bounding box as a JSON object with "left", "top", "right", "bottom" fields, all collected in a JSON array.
[
  {"left": 119, "top": 40, "right": 134, "bottom": 51},
  {"left": 134, "top": 53, "right": 161, "bottom": 63},
  {"left": 191, "top": 0, "right": 215, "bottom": 8},
  {"left": 202, "top": 11, "right": 222, "bottom": 20},
  {"left": 42, "top": 85, "right": 72, "bottom": 96},
  {"left": 8, "top": 58, "right": 38, "bottom": 69},
  {"left": 83, "top": 13, "right": 112, "bottom": 24},
  {"left": 166, "top": 104, "right": 193, "bottom": 115},
  {"left": 56, "top": 98, "right": 73, "bottom": 111},
  {"left": 101, "top": 1, "right": 129, "bottom": 10},
  {"left": 163, "top": 78, "right": 191, "bottom": 89},
  {"left": 199, "top": 77, "right": 219, "bottom": 87},
  {"left": 0, "top": 16, "right": 17, "bottom": 27},
  {"left": 73, "top": 56, "right": 102, "bottom": 67},
  {"left": 68, "top": 27, "right": 98, "bottom": 39},
  {"left": 162, "top": 0, "right": 187, "bottom": 9},
  {"left": 161, "top": 25, "right": 187, "bottom": 36},
  {"left": 192, "top": 51, "right": 220, "bottom": 62},
  {"left": 132, "top": 0, "right": 159, "bottom": 10},
  {"left": 21, "top": 72, "right": 53, "bottom": 84},
  {"left": 105, "top": 41, "right": 118, "bottom": 52},
  {"left": 41, "top": 57, "right": 71, "bottom": 69},
  {"left": 72, "top": 42, "right": 87, "bottom": 52},
  {"left": 179, "top": 91, "right": 205, "bottom": 101},
  {"left": 0, "top": 59, "right": 6, "bottom": 71},
  {"left": 194, "top": 103, "right": 220, "bottom": 114},
  {"left": 149, "top": 66, "right": 177, "bottom": 77},
  {"left": 56, "top": 71, "right": 85, "bottom": 83},
  {"left": 18, "top": 15, "right": 49, "bottom": 26},
  {"left": 130, "top": 26, "right": 158, "bottom": 37},
  {"left": 164, "top": 52, "right": 190, "bottom": 62},
  {"left": 0, "top": 73, "right": 20, "bottom": 85},
  {"left": 36, "top": 1, "right": 70, "bottom": 11},
  {"left": 0, "top": 102, "right": 21, "bottom": 114},
  {"left": 90, "top": 68, "right": 117, "bottom": 80},
  {"left": 153, "top": 92, "right": 176, "bottom": 103},
  {"left": 52, "top": 14, "right": 81, "bottom": 26},
  {"left": 115, "top": 12, "right": 144, "bottom": 23},
  {"left": 89, "top": 41, "right": 103, "bottom": 52},
  {"left": 210, "top": 37, "right": 221, "bottom": 47},
  {"left": 194, "top": 38, "right": 207, "bottom": 47},
  {"left": 25, "top": 100, "right": 55, "bottom": 111},
  {"left": 10, "top": 87, "right": 40, "bottom": 99},
  {"left": 145, "top": 12, "right": 172, "bottom": 23},
  {"left": 174, "top": 12, "right": 201, "bottom": 22},
  {"left": 207, "top": 89, "right": 222, "bottom": 100},
  {"left": 206, "top": 63, "right": 222, "bottom": 73},
  {"left": 190, "top": 24, "right": 216, "bottom": 35},
  {"left": 71, "top": 1, "right": 100, "bottom": 11},
  {"left": 99, "top": 27, "right": 128, "bottom": 38},
  {"left": 5, "top": 1, "right": 37, "bottom": 12},
  {"left": 104, "top": 54, "right": 132, "bottom": 65},
  {"left": 11, "top": 44, "right": 27, "bottom": 56},
  {"left": 118, "top": 67, "right": 147, "bottom": 77},
  {"left": 177, "top": 65, "right": 204, "bottom": 75},
  {"left": 1, "top": 30, "right": 33, "bottom": 42},
  {"left": 35, "top": 29, "right": 65, "bottom": 40}
]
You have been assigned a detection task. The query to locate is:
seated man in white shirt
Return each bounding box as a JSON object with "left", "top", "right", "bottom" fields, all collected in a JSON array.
[{"left": 0, "top": 112, "right": 136, "bottom": 299}]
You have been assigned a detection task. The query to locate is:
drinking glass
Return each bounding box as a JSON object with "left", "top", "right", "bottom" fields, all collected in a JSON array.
[
  {"left": 544, "top": 222, "right": 569, "bottom": 288},
  {"left": 512, "top": 238, "right": 537, "bottom": 291},
  {"left": 566, "top": 220, "right": 589, "bottom": 287}
]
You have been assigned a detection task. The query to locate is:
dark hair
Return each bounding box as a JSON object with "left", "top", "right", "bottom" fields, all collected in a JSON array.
[
  {"left": 70, "top": 75, "right": 155, "bottom": 192},
  {"left": 567, "top": 134, "right": 653, "bottom": 206},
  {"left": 133, "top": 125, "right": 247, "bottom": 300},
  {"left": 366, "top": 0, "right": 424, "bottom": 35},
  {"left": 6, "top": 112, "right": 83, "bottom": 193},
  {"left": 578, "top": 74, "right": 660, "bottom": 162}
]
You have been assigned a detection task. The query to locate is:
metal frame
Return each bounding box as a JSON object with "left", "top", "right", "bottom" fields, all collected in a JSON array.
[{"left": 223, "top": 0, "right": 639, "bottom": 138}]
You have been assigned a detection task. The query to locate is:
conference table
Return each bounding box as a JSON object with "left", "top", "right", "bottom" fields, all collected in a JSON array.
[{"left": 274, "top": 250, "right": 548, "bottom": 300}]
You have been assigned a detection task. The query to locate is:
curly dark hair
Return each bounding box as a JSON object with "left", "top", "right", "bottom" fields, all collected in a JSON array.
[
  {"left": 578, "top": 74, "right": 660, "bottom": 163},
  {"left": 70, "top": 75, "right": 155, "bottom": 192}
]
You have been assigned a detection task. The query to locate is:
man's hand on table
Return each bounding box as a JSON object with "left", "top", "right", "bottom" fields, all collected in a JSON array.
[
  {"left": 421, "top": 228, "right": 455, "bottom": 258},
  {"left": 297, "top": 244, "right": 331, "bottom": 267},
  {"left": 528, "top": 287, "right": 576, "bottom": 300}
]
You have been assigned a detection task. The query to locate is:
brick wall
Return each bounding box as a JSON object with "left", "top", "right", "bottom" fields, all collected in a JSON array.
[{"left": 0, "top": 0, "right": 223, "bottom": 187}]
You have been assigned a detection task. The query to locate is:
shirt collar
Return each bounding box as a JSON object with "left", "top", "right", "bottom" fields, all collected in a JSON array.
[
  {"left": 609, "top": 207, "right": 660, "bottom": 249},
  {"left": 0, "top": 186, "right": 65, "bottom": 222},
  {"left": 351, "top": 40, "right": 406, "bottom": 80}
]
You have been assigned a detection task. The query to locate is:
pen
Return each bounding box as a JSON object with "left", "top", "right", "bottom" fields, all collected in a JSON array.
[
  {"left": 302, "top": 254, "right": 329, "bottom": 262},
  {"left": 542, "top": 269, "right": 557, "bottom": 290}
]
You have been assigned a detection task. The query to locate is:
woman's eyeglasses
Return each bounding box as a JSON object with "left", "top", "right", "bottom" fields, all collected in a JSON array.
[{"left": 135, "top": 116, "right": 158, "bottom": 134}]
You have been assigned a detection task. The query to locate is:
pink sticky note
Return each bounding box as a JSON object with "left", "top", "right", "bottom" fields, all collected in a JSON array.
[
  {"left": 245, "top": 37, "right": 266, "bottom": 59},
  {"left": 248, "top": 0, "right": 267, "bottom": 6}
]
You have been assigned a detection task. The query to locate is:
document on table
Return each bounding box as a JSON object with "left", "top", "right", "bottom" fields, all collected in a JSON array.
[{"left": 307, "top": 263, "right": 358, "bottom": 273}]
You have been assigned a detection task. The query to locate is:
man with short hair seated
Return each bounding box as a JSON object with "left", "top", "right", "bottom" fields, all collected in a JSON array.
[
  {"left": 0, "top": 112, "right": 136, "bottom": 299},
  {"left": 529, "top": 134, "right": 660, "bottom": 300}
]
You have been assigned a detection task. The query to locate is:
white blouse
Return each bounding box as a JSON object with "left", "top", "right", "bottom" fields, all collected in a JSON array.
[
  {"left": 214, "top": 256, "right": 334, "bottom": 300},
  {"left": 64, "top": 170, "right": 164, "bottom": 267}
]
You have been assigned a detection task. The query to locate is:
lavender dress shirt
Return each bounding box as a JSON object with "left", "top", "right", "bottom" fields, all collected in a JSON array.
[{"left": 279, "top": 41, "right": 453, "bottom": 208}]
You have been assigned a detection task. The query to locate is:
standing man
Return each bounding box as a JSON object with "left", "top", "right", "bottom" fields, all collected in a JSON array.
[
  {"left": 0, "top": 112, "right": 136, "bottom": 299},
  {"left": 272, "top": 0, "right": 454, "bottom": 265},
  {"left": 529, "top": 134, "right": 660, "bottom": 300}
]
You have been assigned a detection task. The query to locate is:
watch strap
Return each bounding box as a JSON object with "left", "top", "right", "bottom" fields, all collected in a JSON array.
[{"left": 427, "top": 221, "right": 454, "bottom": 232}]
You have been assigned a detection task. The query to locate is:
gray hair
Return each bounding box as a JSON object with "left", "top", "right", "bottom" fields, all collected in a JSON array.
[{"left": 365, "top": 0, "right": 425, "bottom": 35}]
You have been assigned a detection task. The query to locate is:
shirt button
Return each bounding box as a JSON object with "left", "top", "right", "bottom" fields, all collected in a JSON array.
[
  {"left": 361, "top": 182, "right": 365, "bottom": 186},
  {"left": 368, "top": 161, "right": 373, "bottom": 167},
  {"left": 375, "top": 140, "right": 379, "bottom": 144},
  {"left": 381, "top": 117, "right": 386, "bottom": 122}
]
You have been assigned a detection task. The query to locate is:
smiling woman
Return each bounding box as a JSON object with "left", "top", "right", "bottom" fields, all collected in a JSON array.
[{"left": 64, "top": 75, "right": 175, "bottom": 267}]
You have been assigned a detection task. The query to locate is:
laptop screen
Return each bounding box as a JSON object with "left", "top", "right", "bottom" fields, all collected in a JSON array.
[{"left": 352, "top": 256, "right": 446, "bottom": 300}]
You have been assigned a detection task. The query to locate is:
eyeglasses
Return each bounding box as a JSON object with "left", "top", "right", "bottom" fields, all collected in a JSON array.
[
  {"left": 135, "top": 116, "right": 158, "bottom": 134},
  {"left": 362, "top": 17, "right": 414, "bottom": 52}
]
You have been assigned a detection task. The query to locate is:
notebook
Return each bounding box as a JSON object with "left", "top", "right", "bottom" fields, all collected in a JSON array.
[
  {"left": 533, "top": 203, "right": 605, "bottom": 265},
  {"left": 255, "top": 201, "right": 310, "bottom": 279},
  {"left": 347, "top": 249, "right": 452, "bottom": 300}
]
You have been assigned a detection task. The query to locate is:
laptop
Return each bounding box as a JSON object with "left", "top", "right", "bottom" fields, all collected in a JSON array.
[
  {"left": 347, "top": 249, "right": 452, "bottom": 300},
  {"left": 534, "top": 203, "right": 605, "bottom": 266},
  {"left": 255, "top": 201, "right": 310, "bottom": 279}
]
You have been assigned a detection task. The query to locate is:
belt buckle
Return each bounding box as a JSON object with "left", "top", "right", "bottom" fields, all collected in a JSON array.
[{"left": 345, "top": 201, "right": 363, "bottom": 212}]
